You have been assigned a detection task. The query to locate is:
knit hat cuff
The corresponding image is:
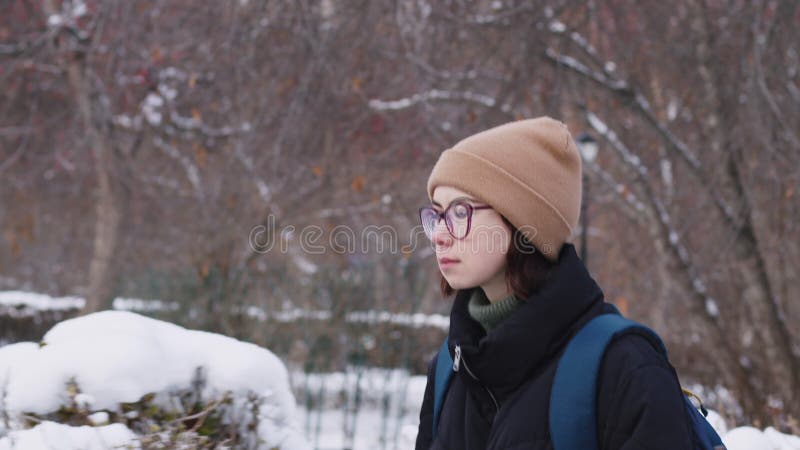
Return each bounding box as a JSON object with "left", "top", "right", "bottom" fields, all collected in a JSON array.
[{"left": 427, "top": 149, "right": 575, "bottom": 261}]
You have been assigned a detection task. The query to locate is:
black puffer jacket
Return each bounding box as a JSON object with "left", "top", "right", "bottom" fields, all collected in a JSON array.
[{"left": 415, "top": 244, "right": 694, "bottom": 450}]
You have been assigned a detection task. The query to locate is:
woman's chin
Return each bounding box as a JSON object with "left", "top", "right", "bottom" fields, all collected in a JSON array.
[{"left": 444, "top": 278, "right": 478, "bottom": 291}]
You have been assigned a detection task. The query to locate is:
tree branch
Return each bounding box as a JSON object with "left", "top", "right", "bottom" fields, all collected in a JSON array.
[{"left": 545, "top": 45, "right": 740, "bottom": 231}]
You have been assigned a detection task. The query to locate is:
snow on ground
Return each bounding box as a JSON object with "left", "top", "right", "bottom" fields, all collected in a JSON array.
[
  {"left": 0, "top": 291, "right": 85, "bottom": 314},
  {"left": 297, "top": 406, "right": 419, "bottom": 450},
  {"left": 291, "top": 370, "right": 800, "bottom": 450},
  {"left": 0, "top": 310, "right": 308, "bottom": 449},
  {"left": 0, "top": 423, "right": 136, "bottom": 450},
  {"left": 724, "top": 426, "right": 800, "bottom": 450},
  {"left": 0, "top": 291, "right": 799, "bottom": 449},
  {"left": 290, "top": 369, "right": 426, "bottom": 449}
]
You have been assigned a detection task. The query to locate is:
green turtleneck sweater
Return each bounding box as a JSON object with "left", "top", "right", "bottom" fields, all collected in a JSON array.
[{"left": 467, "top": 288, "right": 520, "bottom": 332}]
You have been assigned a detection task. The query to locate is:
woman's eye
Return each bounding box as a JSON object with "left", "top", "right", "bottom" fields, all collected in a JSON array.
[{"left": 452, "top": 204, "right": 469, "bottom": 219}]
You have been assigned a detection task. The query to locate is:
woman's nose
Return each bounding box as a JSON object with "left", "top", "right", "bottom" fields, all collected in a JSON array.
[{"left": 432, "top": 217, "right": 452, "bottom": 248}]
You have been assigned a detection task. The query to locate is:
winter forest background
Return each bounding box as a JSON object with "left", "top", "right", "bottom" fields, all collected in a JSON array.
[{"left": 1, "top": 0, "right": 799, "bottom": 448}]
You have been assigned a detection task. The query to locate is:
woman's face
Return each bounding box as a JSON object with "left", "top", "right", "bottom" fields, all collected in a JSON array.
[{"left": 429, "top": 186, "right": 512, "bottom": 300}]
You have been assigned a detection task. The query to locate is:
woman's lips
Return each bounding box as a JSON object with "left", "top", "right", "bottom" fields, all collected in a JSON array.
[{"left": 438, "top": 258, "right": 460, "bottom": 268}]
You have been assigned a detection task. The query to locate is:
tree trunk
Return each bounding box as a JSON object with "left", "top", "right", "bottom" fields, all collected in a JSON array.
[{"left": 43, "top": 0, "right": 123, "bottom": 313}]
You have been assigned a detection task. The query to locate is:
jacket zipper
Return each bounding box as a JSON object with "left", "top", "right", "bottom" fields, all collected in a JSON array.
[{"left": 453, "top": 344, "right": 500, "bottom": 412}]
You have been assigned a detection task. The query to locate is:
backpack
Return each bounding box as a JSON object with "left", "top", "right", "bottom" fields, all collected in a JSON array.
[{"left": 431, "top": 309, "right": 727, "bottom": 450}]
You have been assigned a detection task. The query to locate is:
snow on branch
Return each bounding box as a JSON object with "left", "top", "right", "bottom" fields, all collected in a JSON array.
[
  {"left": 168, "top": 111, "right": 238, "bottom": 138},
  {"left": 586, "top": 111, "right": 721, "bottom": 322},
  {"left": 369, "top": 89, "right": 505, "bottom": 111},
  {"left": 545, "top": 48, "right": 629, "bottom": 92},
  {"left": 124, "top": 65, "right": 240, "bottom": 139},
  {"left": 586, "top": 112, "right": 648, "bottom": 178},
  {"left": 152, "top": 137, "right": 204, "bottom": 199},
  {"left": 435, "top": 4, "right": 537, "bottom": 26},
  {"left": 234, "top": 145, "right": 272, "bottom": 205},
  {"left": 546, "top": 42, "right": 739, "bottom": 228},
  {"left": 548, "top": 21, "right": 618, "bottom": 76}
]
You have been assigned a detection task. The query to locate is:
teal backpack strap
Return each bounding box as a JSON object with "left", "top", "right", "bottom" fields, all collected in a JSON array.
[
  {"left": 549, "top": 312, "right": 665, "bottom": 450},
  {"left": 432, "top": 338, "right": 454, "bottom": 439}
]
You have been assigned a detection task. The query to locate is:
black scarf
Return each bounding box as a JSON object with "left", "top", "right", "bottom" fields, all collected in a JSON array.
[{"left": 447, "top": 243, "right": 609, "bottom": 401}]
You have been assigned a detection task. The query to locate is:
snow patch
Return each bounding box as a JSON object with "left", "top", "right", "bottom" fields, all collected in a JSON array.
[
  {"left": 549, "top": 20, "right": 566, "bottom": 33},
  {"left": 0, "top": 311, "right": 308, "bottom": 449},
  {"left": 0, "top": 422, "right": 136, "bottom": 450},
  {"left": 142, "top": 93, "right": 164, "bottom": 126},
  {"left": 705, "top": 299, "right": 719, "bottom": 317}
]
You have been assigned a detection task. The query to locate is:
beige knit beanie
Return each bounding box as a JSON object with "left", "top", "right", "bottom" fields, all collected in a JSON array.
[{"left": 426, "top": 117, "right": 582, "bottom": 261}]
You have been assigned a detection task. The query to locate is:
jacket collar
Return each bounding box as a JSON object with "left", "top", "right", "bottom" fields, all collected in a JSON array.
[{"left": 448, "top": 243, "right": 607, "bottom": 394}]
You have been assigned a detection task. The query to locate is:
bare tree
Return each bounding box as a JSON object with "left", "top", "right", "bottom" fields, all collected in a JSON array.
[{"left": 3, "top": 0, "right": 797, "bottom": 431}]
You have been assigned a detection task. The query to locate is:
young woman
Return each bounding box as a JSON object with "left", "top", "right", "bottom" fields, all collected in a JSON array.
[{"left": 414, "top": 117, "right": 694, "bottom": 449}]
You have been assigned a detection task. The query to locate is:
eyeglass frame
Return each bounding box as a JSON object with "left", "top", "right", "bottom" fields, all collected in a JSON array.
[{"left": 418, "top": 200, "right": 493, "bottom": 240}]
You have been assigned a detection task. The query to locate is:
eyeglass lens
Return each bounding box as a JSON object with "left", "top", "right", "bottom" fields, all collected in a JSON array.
[{"left": 419, "top": 201, "right": 472, "bottom": 240}]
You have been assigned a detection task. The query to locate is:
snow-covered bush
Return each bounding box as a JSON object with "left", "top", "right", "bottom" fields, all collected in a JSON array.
[{"left": 0, "top": 311, "right": 308, "bottom": 449}]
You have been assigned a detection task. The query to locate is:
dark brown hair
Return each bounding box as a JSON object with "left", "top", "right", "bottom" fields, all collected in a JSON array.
[{"left": 440, "top": 216, "right": 555, "bottom": 300}]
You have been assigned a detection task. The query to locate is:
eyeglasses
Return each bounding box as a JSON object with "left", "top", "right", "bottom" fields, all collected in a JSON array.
[{"left": 419, "top": 200, "right": 492, "bottom": 240}]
